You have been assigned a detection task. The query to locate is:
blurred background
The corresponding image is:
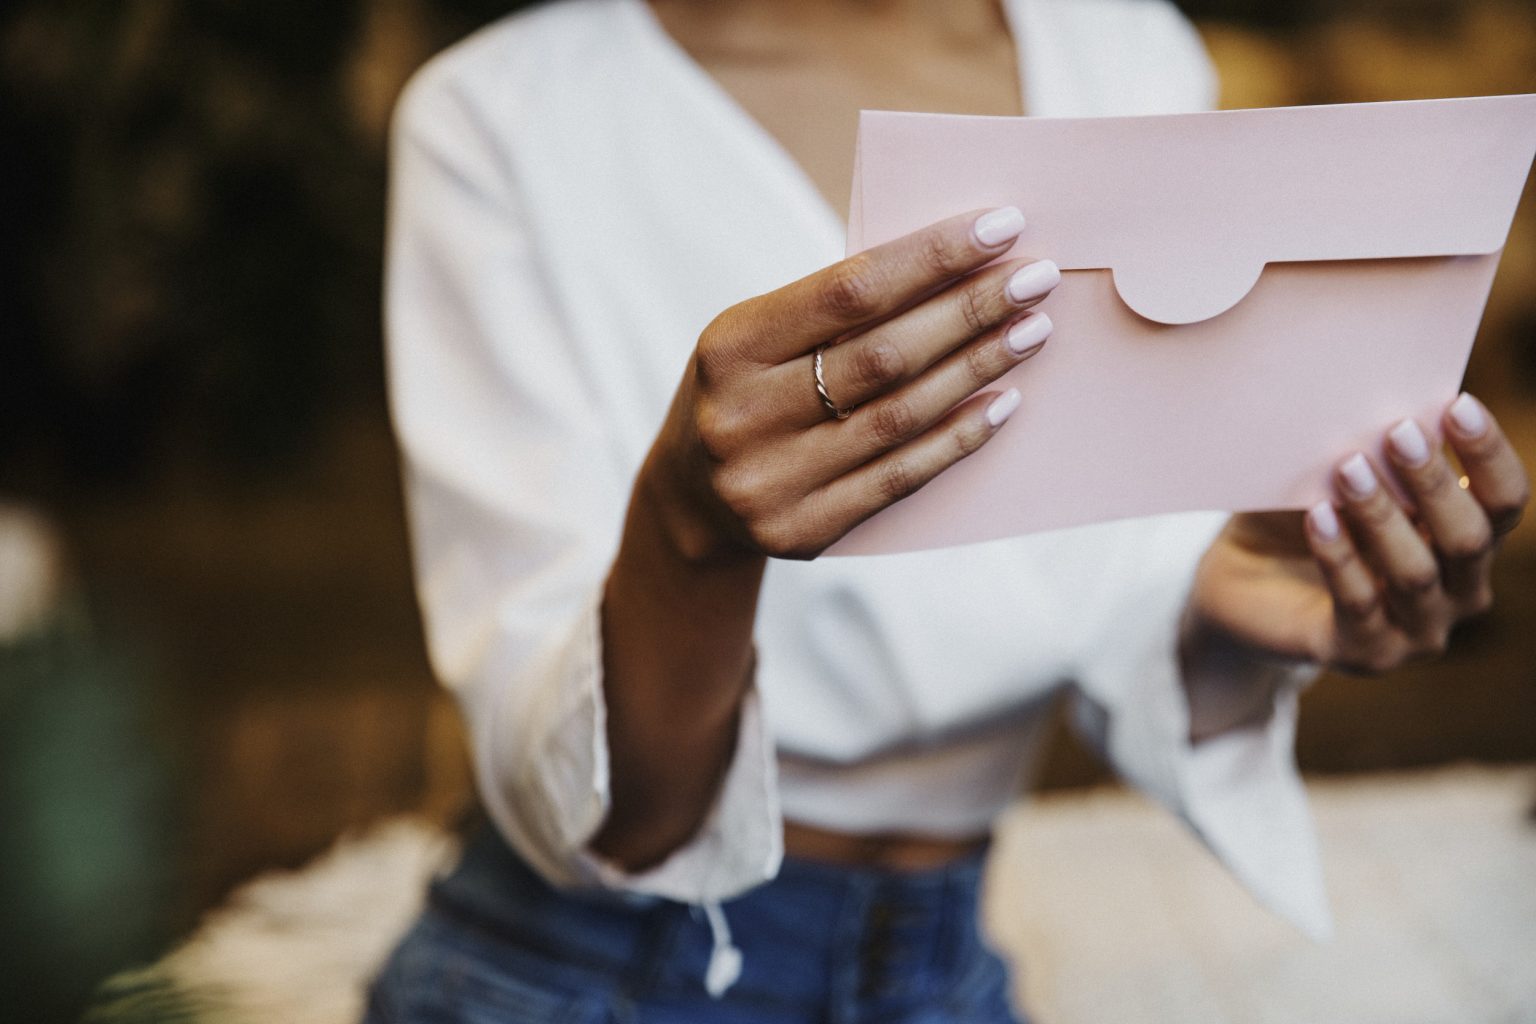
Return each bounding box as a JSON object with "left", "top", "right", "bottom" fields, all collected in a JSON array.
[{"left": 1, "top": 0, "right": 1533, "bottom": 1020}]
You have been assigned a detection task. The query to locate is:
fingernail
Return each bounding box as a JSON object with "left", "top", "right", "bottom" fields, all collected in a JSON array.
[
  {"left": 1387, "top": 418, "right": 1430, "bottom": 467},
  {"left": 1307, "top": 501, "right": 1341, "bottom": 542},
  {"left": 986, "top": 387, "right": 1022, "bottom": 427},
  {"left": 1006, "top": 312, "right": 1053, "bottom": 356},
  {"left": 1006, "top": 260, "right": 1061, "bottom": 303},
  {"left": 973, "top": 206, "right": 1026, "bottom": 247},
  {"left": 1449, "top": 392, "right": 1488, "bottom": 438},
  {"left": 1339, "top": 452, "right": 1378, "bottom": 499}
]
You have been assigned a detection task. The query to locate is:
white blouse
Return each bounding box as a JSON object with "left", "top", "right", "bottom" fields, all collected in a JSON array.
[{"left": 385, "top": 0, "right": 1332, "bottom": 947}]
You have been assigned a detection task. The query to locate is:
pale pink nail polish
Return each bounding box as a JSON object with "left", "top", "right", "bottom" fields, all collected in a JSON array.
[
  {"left": 1006, "top": 260, "right": 1061, "bottom": 303},
  {"left": 1307, "top": 501, "right": 1340, "bottom": 542},
  {"left": 1449, "top": 393, "right": 1488, "bottom": 437},
  {"left": 1006, "top": 312, "right": 1053, "bottom": 355},
  {"left": 973, "top": 207, "right": 1026, "bottom": 247},
  {"left": 986, "top": 388, "right": 1022, "bottom": 427},
  {"left": 1388, "top": 418, "right": 1430, "bottom": 467},
  {"left": 1339, "top": 452, "right": 1378, "bottom": 499}
]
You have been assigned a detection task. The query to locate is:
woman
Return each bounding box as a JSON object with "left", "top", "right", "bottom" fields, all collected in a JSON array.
[{"left": 364, "top": 0, "right": 1530, "bottom": 1021}]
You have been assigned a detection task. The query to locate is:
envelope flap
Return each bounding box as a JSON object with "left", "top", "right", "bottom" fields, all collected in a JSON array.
[{"left": 850, "top": 95, "right": 1536, "bottom": 325}]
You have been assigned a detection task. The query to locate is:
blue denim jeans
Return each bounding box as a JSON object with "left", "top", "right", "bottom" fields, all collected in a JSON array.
[{"left": 362, "top": 821, "right": 1027, "bottom": 1024}]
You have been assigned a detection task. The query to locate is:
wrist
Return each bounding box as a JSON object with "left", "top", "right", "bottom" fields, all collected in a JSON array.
[
  {"left": 607, "top": 453, "right": 767, "bottom": 721},
  {"left": 1177, "top": 604, "right": 1296, "bottom": 744},
  {"left": 633, "top": 448, "right": 758, "bottom": 568}
]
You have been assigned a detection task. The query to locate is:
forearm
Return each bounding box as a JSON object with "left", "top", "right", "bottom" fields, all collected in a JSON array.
[{"left": 589, "top": 457, "right": 768, "bottom": 870}]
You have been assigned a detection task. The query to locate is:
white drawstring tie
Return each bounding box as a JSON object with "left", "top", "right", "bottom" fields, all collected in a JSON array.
[{"left": 700, "top": 898, "right": 742, "bottom": 998}]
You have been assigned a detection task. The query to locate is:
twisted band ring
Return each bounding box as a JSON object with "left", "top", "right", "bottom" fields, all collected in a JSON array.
[{"left": 813, "top": 343, "right": 854, "bottom": 420}]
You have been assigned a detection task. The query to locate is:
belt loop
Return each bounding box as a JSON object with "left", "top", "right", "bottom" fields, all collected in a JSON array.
[
  {"left": 941, "top": 850, "right": 981, "bottom": 974},
  {"left": 938, "top": 859, "right": 960, "bottom": 973},
  {"left": 830, "top": 873, "right": 876, "bottom": 1024},
  {"left": 617, "top": 899, "right": 685, "bottom": 1006}
]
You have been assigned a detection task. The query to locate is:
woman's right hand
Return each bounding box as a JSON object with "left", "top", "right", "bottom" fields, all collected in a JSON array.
[
  {"left": 643, "top": 206, "right": 1060, "bottom": 562},
  {"left": 598, "top": 208, "right": 1057, "bottom": 867}
]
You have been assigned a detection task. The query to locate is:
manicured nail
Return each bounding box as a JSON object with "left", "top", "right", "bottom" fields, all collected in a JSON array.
[
  {"left": 986, "top": 387, "right": 1022, "bottom": 427},
  {"left": 1387, "top": 418, "right": 1430, "bottom": 467},
  {"left": 1307, "top": 501, "right": 1341, "bottom": 542},
  {"left": 1449, "top": 392, "right": 1488, "bottom": 437},
  {"left": 1006, "top": 260, "right": 1061, "bottom": 303},
  {"left": 1006, "top": 312, "right": 1053, "bottom": 356},
  {"left": 1339, "top": 452, "right": 1378, "bottom": 499},
  {"left": 973, "top": 206, "right": 1026, "bottom": 247}
]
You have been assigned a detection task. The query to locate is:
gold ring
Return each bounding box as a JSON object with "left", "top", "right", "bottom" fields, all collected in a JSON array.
[{"left": 813, "top": 343, "right": 854, "bottom": 420}]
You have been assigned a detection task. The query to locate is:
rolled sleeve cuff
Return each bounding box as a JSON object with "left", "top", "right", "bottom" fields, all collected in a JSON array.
[
  {"left": 1073, "top": 535, "right": 1332, "bottom": 940},
  {"left": 479, "top": 588, "right": 783, "bottom": 906},
  {"left": 1179, "top": 663, "right": 1332, "bottom": 939},
  {"left": 573, "top": 681, "right": 783, "bottom": 903}
]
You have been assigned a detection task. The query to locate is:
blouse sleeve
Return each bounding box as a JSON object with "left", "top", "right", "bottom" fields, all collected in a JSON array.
[
  {"left": 384, "top": 59, "right": 782, "bottom": 905},
  {"left": 1067, "top": 512, "right": 1332, "bottom": 939}
]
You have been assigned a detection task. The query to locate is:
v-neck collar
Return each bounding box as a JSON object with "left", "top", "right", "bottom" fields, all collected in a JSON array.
[{"left": 621, "top": 0, "right": 1034, "bottom": 251}]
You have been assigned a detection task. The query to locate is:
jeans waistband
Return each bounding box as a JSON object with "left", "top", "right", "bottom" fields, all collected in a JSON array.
[{"left": 426, "top": 821, "right": 994, "bottom": 1011}]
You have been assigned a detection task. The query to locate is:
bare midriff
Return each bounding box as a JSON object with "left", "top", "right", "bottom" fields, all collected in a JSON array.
[{"left": 783, "top": 819, "right": 990, "bottom": 870}]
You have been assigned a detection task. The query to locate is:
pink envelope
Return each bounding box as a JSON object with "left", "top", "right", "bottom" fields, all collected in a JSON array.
[{"left": 829, "top": 95, "right": 1536, "bottom": 556}]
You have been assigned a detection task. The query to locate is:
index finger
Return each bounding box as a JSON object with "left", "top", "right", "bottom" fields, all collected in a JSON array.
[{"left": 742, "top": 207, "right": 1027, "bottom": 363}]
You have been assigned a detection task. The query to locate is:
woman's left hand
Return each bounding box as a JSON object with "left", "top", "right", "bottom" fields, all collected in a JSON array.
[{"left": 1187, "top": 392, "right": 1529, "bottom": 685}]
